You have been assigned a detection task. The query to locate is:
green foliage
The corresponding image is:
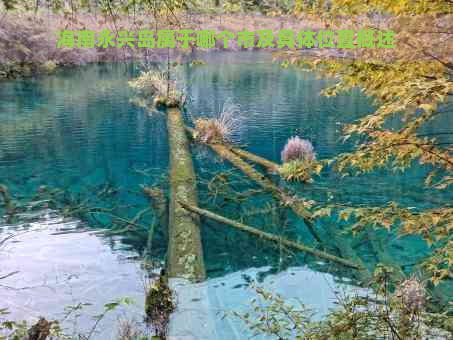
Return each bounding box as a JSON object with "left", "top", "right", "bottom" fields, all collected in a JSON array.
[
  {"left": 0, "top": 62, "right": 58, "bottom": 80},
  {"left": 221, "top": 0, "right": 296, "bottom": 14},
  {"left": 277, "top": 0, "right": 453, "bottom": 288},
  {"left": 318, "top": 0, "right": 453, "bottom": 14},
  {"left": 313, "top": 201, "right": 452, "bottom": 285},
  {"left": 234, "top": 266, "right": 452, "bottom": 339},
  {"left": 0, "top": 298, "right": 133, "bottom": 339},
  {"left": 278, "top": 160, "right": 319, "bottom": 182},
  {"left": 189, "top": 60, "right": 206, "bottom": 66},
  {"left": 1, "top": 317, "right": 64, "bottom": 340},
  {"left": 222, "top": 0, "right": 243, "bottom": 14},
  {"left": 231, "top": 285, "right": 313, "bottom": 339}
]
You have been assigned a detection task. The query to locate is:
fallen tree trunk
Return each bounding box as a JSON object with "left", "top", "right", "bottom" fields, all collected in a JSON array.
[
  {"left": 223, "top": 141, "right": 398, "bottom": 282},
  {"left": 209, "top": 142, "right": 326, "bottom": 243},
  {"left": 186, "top": 128, "right": 372, "bottom": 281},
  {"left": 229, "top": 146, "right": 280, "bottom": 173},
  {"left": 178, "top": 200, "right": 362, "bottom": 270},
  {"left": 186, "top": 127, "right": 322, "bottom": 243},
  {"left": 167, "top": 108, "right": 206, "bottom": 282}
]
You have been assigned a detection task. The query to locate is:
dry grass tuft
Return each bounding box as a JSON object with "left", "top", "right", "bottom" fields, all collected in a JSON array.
[
  {"left": 129, "top": 70, "right": 184, "bottom": 108},
  {"left": 281, "top": 136, "right": 315, "bottom": 164},
  {"left": 279, "top": 136, "right": 317, "bottom": 183},
  {"left": 193, "top": 101, "right": 242, "bottom": 144}
]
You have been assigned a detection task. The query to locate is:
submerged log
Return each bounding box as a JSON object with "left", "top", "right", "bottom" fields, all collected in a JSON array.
[
  {"left": 186, "top": 127, "right": 323, "bottom": 243},
  {"left": 166, "top": 108, "right": 206, "bottom": 282},
  {"left": 366, "top": 229, "right": 406, "bottom": 281},
  {"left": 209, "top": 142, "right": 326, "bottom": 242},
  {"left": 178, "top": 201, "right": 362, "bottom": 270},
  {"left": 224, "top": 148, "right": 375, "bottom": 280},
  {"left": 0, "top": 184, "right": 15, "bottom": 216},
  {"left": 323, "top": 222, "right": 371, "bottom": 282},
  {"left": 143, "top": 186, "right": 168, "bottom": 259},
  {"left": 186, "top": 129, "right": 371, "bottom": 281},
  {"left": 230, "top": 146, "right": 280, "bottom": 173}
]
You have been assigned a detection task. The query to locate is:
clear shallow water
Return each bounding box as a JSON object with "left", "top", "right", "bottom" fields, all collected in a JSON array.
[
  {"left": 0, "top": 55, "right": 452, "bottom": 337},
  {"left": 0, "top": 208, "right": 362, "bottom": 339},
  {"left": 0, "top": 210, "right": 149, "bottom": 339}
]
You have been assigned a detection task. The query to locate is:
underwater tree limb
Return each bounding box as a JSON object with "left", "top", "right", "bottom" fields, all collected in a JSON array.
[
  {"left": 0, "top": 184, "right": 16, "bottom": 219},
  {"left": 209, "top": 142, "right": 324, "bottom": 239},
  {"left": 186, "top": 127, "right": 372, "bottom": 281},
  {"left": 87, "top": 209, "right": 148, "bottom": 231},
  {"left": 142, "top": 185, "right": 168, "bottom": 258},
  {"left": 366, "top": 229, "right": 406, "bottom": 282},
  {"left": 322, "top": 222, "right": 372, "bottom": 282},
  {"left": 186, "top": 127, "right": 323, "bottom": 243},
  {"left": 178, "top": 201, "right": 362, "bottom": 270},
  {"left": 167, "top": 108, "right": 206, "bottom": 282},
  {"left": 0, "top": 233, "right": 15, "bottom": 248},
  {"left": 0, "top": 271, "right": 19, "bottom": 280}
]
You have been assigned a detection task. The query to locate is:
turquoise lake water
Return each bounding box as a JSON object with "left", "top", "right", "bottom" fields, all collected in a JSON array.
[{"left": 0, "top": 55, "right": 451, "bottom": 337}]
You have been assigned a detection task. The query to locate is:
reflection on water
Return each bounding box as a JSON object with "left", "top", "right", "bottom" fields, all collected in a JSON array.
[
  {"left": 0, "top": 209, "right": 148, "bottom": 339},
  {"left": 0, "top": 56, "right": 452, "bottom": 336},
  {"left": 0, "top": 209, "right": 363, "bottom": 339},
  {"left": 1, "top": 207, "right": 364, "bottom": 339}
]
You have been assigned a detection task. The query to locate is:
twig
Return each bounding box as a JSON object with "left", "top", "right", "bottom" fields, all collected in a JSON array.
[
  {"left": 187, "top": 127, "right": 323, "bottom": 244},
  {"left": 178, "top": 200, "right": 363, "bottom": 270},
  {"left": 0, "top": 271, "right": 19, "bottom": 280}
]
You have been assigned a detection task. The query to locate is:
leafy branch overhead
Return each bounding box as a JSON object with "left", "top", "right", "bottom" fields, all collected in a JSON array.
[{"left": 273, "top": 0, "right": 453, "bottom": 288}]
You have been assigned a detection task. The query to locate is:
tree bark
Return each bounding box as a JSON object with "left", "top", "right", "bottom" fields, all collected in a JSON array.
[
  {"left": 179, "top": 200, "right": 363, "bottom": 270},
  {"left": 186, "top": 128, "right": 372, "bottom": 282},
  {"left": 166, "top": 108, "right": 206, "bottom": 282}
]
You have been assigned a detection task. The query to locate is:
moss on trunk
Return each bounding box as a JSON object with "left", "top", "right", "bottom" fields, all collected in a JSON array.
[
  {"left": 166, "top": 108, "right": 206, "bottom": 282},
  {"left": 230, "top": 146, "right": 280, "bottom": 173},
  {"left": 179, "top": 201, "right": 363, "bottom": 270},
  {"left": 185, "top": 128, "right": 371, "bottom": 282},
  {"left": 195, "top": 136, "right": 324, "bottom": 244}
]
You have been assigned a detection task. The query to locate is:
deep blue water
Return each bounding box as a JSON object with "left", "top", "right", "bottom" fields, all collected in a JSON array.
[{"left": 0, "top": 57, "right": 451, "bottom": 284}]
